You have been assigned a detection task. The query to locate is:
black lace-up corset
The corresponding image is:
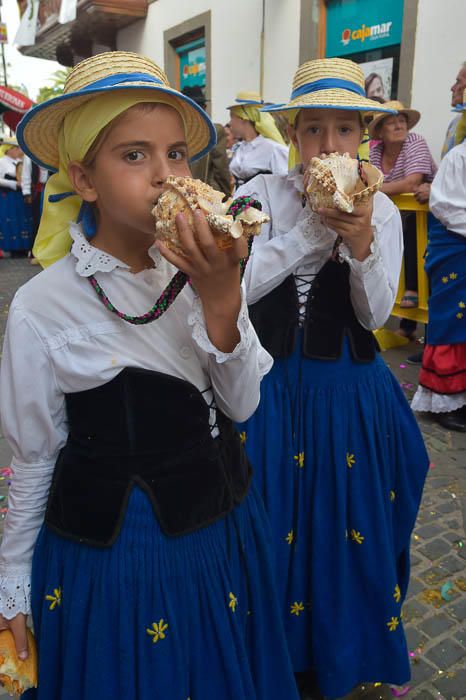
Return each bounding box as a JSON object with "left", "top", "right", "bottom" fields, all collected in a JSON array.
[
  {"left": 45, "top": 368, "right": 252, "bottom": 545},
  {"left": 248, "top": 259, "right": 377, "bottom": 362}
]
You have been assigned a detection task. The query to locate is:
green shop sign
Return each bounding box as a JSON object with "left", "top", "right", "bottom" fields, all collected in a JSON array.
[{"left": 326, "top": 0, "right": 404, "bottom": 57}]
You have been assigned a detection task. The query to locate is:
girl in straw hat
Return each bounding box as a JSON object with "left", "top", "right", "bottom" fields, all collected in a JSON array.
[
  {"left": 0, "top": 52, "right": 300, "bottom": 700},
  {"left": 236, "top": 58, "right": 429, "bottom": 698},
  {"left": 228, "top": 92, "right": 289, "bottom": 187}
]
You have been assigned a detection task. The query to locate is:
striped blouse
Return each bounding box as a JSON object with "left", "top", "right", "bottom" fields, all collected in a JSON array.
[{"left": 370, "top": 132, "right": 437, "bottom": 183}]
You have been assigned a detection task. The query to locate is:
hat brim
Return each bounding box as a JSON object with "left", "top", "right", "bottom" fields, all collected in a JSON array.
[
  {"left": 17, "top": 83, "right": 216, "bottom": 172},
  {"left": 261, "top": 89, "right": 397, "bottom": 117},
  {"left": 228, "top": 101, "right": 264, "bottom": 111},
  {"left": 368, "top": 108, "right": 421, "bottom": 138},
  {"left": 453, "top": 103, "right": 466, "bottom": 112}
]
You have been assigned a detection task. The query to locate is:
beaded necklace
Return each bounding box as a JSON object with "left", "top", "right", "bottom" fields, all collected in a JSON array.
[{"left": 87, "top": 196, "right": 261, "bottom": 325}]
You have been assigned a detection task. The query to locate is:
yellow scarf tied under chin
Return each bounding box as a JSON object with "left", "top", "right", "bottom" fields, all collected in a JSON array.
[
  {"left": 230, "top": 105, "right": 286, "bottom": 145},
  {"left": 34, "top": 91, "right": 188, "bottom": 268}
]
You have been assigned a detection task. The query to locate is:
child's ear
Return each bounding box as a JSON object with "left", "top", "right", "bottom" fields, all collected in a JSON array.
[{"left": 68, "top": 162, "right": 98, "bottom": 203}]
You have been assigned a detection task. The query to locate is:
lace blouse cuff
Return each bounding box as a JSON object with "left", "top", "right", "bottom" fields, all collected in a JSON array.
[
  {"left": 295, "top": 211, "right": 335, "bottom": 252},
  {"left": 188, "top": 288, "right": 252, "bottom": 364},
  {"left": 0, "top": 573, "right": 31, "bottom": 619},
  {"left": 341, "top": 230, "right": 383, "bottom": 278}
]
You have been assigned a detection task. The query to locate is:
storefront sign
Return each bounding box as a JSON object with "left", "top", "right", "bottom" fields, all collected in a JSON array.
[{"left": 326, "top": 0, "right": 404, "bottom": 57}]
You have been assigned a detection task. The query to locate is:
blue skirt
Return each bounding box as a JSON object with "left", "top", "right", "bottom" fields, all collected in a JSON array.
[
  {"left": 0, "top": 188, "right": 33, "bottom": 251},
  {"left": 237, "top": 335, "right": 429, "bottom": 698},
  {"left": 24, "top": 487, "right": 299, "bottom": 700}
]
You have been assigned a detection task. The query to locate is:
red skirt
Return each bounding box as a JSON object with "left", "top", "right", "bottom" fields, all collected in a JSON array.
[{"left": 419, "top": 343, "right": 466, "bottom": 394}]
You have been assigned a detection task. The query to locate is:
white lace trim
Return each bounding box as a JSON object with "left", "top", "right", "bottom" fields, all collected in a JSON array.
[
  {"left": 69, "top": 223, "right": 161, "bottom": 277},
  {"left": 411, "top": 386, "right": 466, "bottom": 413},
  {"left": 342, "top": 233, "right": 382, "bottom": 276},
  {"left": 0, "top": 574, "right": 31, "bottom": 619},
  {"left": 188, "top": 288, "right": 252, "bottom": 363}
]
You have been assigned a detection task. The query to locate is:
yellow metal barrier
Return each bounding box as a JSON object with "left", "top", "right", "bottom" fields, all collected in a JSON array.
[
  {"left": 374, "top": 194, "right": 429, "bottom": 351},
  {"left": 390, "top": 193, "right": 429, "bottom": 326}
]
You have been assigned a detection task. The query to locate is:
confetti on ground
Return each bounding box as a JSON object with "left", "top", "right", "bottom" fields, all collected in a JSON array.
[
  {"left": 440, "top": 581, "right": 454, "bottom": 601},
  {"left": 453, "top": 540, "right": 464, "bottom": 550},
  {"left": 390, "top": 686, "right": 411, "bottom": 697},
  {"left": 455, "top": 577, "right": 466, "bottom": 592},
  {"left": 421, "top": 588, "right": 444, "bottom": 607},
  {"left": 399, "top": 364, "right": 406, "bottom": 369},
  {"left": 429, "top": 462, "right": 436, "bottom": 469}
]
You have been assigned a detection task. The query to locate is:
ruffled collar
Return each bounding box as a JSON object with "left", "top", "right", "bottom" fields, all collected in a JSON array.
[
  {"left": 70, "top": 223, "right": 161, "bottom": 278},
  {"left": 286, "top": 164, "right": 304, "bottom": 193}
]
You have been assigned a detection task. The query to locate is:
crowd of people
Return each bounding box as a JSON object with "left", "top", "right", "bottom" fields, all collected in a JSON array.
[{"left": 0, "top": 49, "right": 464, "bottom": 700}]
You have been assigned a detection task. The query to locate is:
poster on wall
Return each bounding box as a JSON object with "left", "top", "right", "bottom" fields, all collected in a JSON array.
[
  {"left": 326, "top": 0, "right": 404, "bottom": 57},
  {"left": 179, "top": 43, "right": 206, "bottom": 91},
  {"left": 359, "top": 57, "right": 394, "bottom": 101}
]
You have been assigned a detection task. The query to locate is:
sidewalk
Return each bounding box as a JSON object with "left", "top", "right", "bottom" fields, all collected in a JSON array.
[{"left": 0, "top": 260, "right": 465, "bottom": 699}]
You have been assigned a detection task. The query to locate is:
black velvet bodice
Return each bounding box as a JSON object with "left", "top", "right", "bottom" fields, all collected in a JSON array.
[
  {"left": 248, "top": 258, "right": 377, "bottom": 362},
  {"left": 45, "top": 368, "right": 251, "bottom": 546}
]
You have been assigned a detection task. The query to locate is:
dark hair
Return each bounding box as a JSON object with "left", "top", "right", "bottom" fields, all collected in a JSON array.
[
  {"left": 369, "top": 95, "right": 386, "bottom": 105},
  {"left": 181, "top": 86, "right": 207, "bottom": 108},
  {"left": 365, "top": 73, "right": 383, "bottom": 96}
]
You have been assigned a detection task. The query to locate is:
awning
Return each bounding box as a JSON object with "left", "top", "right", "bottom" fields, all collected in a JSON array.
[{"left": 0, "top": 86, "right": 34, "bottom": 132}]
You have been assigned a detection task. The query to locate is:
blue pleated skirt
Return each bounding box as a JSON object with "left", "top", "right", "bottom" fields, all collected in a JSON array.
[
  {"left": 24, "top": 486, "right": 299, "bottom": 700},
  {"left": 0, "top": 188, "right": 33, "bottom": 252},
  {"left": 237, "top": 335, "right": 429, "bottom": 698}
]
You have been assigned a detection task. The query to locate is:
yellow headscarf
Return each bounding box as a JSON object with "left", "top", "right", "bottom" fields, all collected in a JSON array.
[
  {"left": 230, "top": 105, "right": 286, "bottom": 145},
  {"left": 284, "top": 109, "right": 369, "bottom": 170},
  {"left": 34, "top": 90, "right": 188, "bottom": 268},
  {"left": 455, "top": 110, "right": 466, "bottom": 146}
]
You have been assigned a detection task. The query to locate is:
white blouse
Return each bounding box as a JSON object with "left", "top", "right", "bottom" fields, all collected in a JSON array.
[
  {"left": 0, "top": 224, "right": 272, "bottom": 619},
  {"left": 0, "top": 155, "right": 19, "bottom": 191},
  {"left": 237, "top": 167, "right": 404, "bottom": 331},
  {"left": 429, "top": 140, "right": 466, "bottom": 237},
  {"left": 230, "top": 135, "right": 289, "bottom": 183}
]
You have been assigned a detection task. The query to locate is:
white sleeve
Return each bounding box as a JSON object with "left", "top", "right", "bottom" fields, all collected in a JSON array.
[
  {"left": 270, "top": 145, "right": 289, "bottom": 176},
  {"left": 20, "top": 156, "right": 32, "bottom": 196},
  {"left": 0, "top": 303, "right": 67, "bottom": 618},
  {"left": 429, "top": 146, "right": 466, "bottom": 237},
  {"left": 343, "top": 193, "right": 403, "bottom": 330},
  {"left": 0, "top": 176, "right": 17, "bottom": 191},
  {"left": 189, "top": 285, "right": 273, "bottom": 423},
  {"left": 237, "top": 178, "right": 334, "bottom": 305}
]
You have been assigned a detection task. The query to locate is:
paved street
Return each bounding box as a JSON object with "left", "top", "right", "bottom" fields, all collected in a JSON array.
[{"left": 0, "top": 259, "right": 465, "bottom": 699}]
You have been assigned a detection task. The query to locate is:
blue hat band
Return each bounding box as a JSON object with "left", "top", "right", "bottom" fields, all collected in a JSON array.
[
  {"left": 290, "top": 78, "right": 365, "bottom": 101},
  {"left": 235, "top": 99, "right": 264, "bottom": 105},
  {"left": 79, "top": 72, "right": 165, "bottom": 92}
]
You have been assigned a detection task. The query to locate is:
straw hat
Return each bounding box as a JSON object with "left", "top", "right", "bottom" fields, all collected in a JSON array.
[
  {"left": 368, "top": 100, "right": 421, "bottom": 138},
  {"left": 262, "top": 58, "right": 396, "bottom": 116},
  {"left": 17, "top": 51, "right": 216, "bottom": 172},
  {"left": 228, "top": 91, "right": 264, "bottom": 110}
]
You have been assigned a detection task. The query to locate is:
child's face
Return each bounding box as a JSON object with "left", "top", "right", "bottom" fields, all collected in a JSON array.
[
  {"left": 289, "top": 108, "right": 363, "bottom": 169},
  {"left": 81, "top": 103, "right": 191, "bottom": 237}
]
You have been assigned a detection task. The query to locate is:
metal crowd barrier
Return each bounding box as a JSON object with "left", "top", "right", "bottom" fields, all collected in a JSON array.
[{"left": 390, "top": 193, "right": 429, "bottom": 326}]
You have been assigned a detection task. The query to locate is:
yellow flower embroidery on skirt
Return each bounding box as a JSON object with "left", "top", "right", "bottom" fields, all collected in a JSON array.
[
  {"left": 390, "top": 490, "right": 396, "bottom": 502},
  {"left": 290, "top": 601, "right": 305, "bottom": 616},
  {"left": 239, "top": 431, "right": 247, "bottom": 444},
  {"left": 393, "top": 584, "right": 401, "bottom": 603},
  {"left": 146, "top": 619, "right": 168, "bottom": 643},
  {"left": 229, "top": 593, "right": 238, "bottom": 612},
  {"left": 350, "top": 529, "right": 364, "bottom": 544},
  {"left": 294, "top": 452, "right": 305, "bottom": 468},
  {"left": 45, "top": 587, "right": 62, "bottom": 611},
  {"left": 346, "top": 453, "right": 356, "bottom": 469},
  {"left": 387, "top": 616, "right": 399, "bottom": 631},
  {"left": 286, "top": 530, "right": 294, "bottom": 545}
]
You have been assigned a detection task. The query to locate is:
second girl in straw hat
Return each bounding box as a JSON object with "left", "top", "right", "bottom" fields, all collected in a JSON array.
[
  {"left": 0, "top": 51, "right": 300, "bottom": 700},
  {"left": 228, "top": 91, "right": 289, "bottom": 187},
  {"left": 236, "top": 58, "right": 429, "bottom": 698}
]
